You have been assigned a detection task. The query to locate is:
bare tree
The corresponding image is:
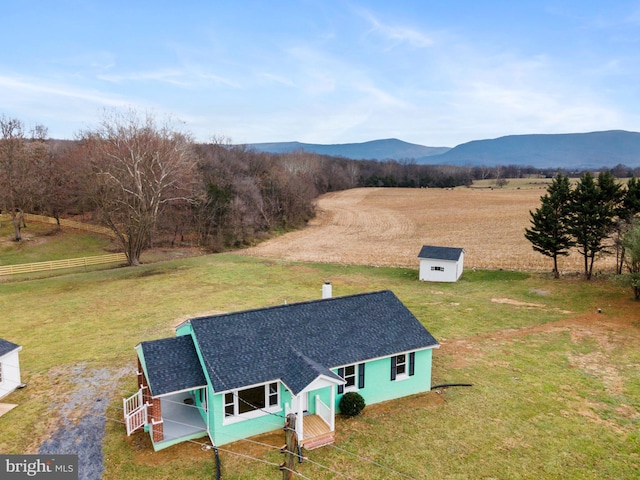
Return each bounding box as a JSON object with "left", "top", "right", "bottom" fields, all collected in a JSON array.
[
  {"left": 81, "top": 109, "right": 197, "bottom": 265},
  {"left": 0, "top": 116, "right": 47, "bottom": 241}
]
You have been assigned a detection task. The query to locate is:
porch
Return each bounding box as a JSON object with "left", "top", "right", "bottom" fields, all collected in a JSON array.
[
  {"left": 157, "top": 392, "right": 208, "bottom": 444},
  {"left": 287, "top": 392, "right": 336, "bottom": 450}
]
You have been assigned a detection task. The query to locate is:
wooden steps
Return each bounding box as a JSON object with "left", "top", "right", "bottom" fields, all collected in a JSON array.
[
  {"left": 301, "top": 431, "right": 334, "bottom": 450},
  {"left": 300, "top": 414, "right": 334, "bottom": 450}
]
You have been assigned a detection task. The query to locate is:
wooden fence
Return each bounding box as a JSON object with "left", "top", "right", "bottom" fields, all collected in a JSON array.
[
  {"left": 1, "top": 213, "right": 126, "bottom": 276},
  {"left": 0, "top": 253, "right": 127, "bottom": 276},
  {"left": 0, "top": 213, "right": 117, "bottom": 237},
  {"left": 22, "top": 213, "right": 117, "bottom": 237}
]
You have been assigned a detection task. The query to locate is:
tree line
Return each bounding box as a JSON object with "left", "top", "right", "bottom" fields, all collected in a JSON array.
[
  {"left": 3, "top": 110, "right": 640, "bottom": 275},
  {"left": 525, "top": 172, "right": 640, "bottom": 297},
  {"left": 0, "top": 111, "right": 476, "bottom": 265}
]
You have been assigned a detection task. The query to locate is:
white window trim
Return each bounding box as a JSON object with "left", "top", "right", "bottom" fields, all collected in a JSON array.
[
  {"left": 393, "top": 354, "right": 409, "bottom": 381},
  {"left": 343, "top": 364, "right": 358, "bottom": 392},
  {"left": 222, "top": 381, "right": 281, "bottom": 425}
]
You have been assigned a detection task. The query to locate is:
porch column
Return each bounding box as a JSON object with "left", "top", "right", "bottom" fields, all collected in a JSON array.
[
  {"left": 296, "top": 395, "right": 304, "bottom": 440},
  {"left": 329, "top": 385, "right": 335, "bottom": 431}
]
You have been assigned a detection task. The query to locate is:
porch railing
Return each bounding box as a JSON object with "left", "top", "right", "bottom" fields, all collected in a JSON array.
[
  {"left": 123, "top": 389, "right": 147, "bottom": 435},
  {"left": 315, "top": 396, "right": 332, "bottom": 430}
]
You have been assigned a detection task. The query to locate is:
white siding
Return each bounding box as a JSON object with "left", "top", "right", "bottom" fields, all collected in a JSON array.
[
  {"left": 0, "top": 349, "right": 22, "bottom": 400},
  {"left": 418, "top": 252, "right": 464, "bottom": 282}
]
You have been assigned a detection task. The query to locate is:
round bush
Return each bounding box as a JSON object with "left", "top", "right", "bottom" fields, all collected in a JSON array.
[{"left": 339, "top": 392, "right": 366, "bottom": 417}]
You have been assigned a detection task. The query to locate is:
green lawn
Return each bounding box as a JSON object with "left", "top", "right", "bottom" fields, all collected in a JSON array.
[
  {"left": 0, "top": 245, "right": 638, "bottom": 478},
  {"left": 0, "top": 219, "right": 115, "bottom": 265}
]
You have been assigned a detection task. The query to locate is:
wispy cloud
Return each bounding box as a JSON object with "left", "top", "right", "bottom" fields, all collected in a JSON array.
[
  {"left": 257, "top": 72, "right": 296, "bottom": 87},
  {"left": 97, "top": 69, "right": 190, "bottom": 86},
  {"left": 0, "top": 74, "right": 128, "bottom": 107},
  {"left": 354, "top": 7, "right": 433, "bottom": 48}
]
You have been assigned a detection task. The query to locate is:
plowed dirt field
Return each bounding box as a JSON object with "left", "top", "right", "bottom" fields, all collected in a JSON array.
[{"left": 240, "top": 187, "right": 616, "bottom": 273}]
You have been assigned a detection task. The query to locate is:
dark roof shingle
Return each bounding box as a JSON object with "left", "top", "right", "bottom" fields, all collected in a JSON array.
[
  {"left": 418, "top": 245, "right": 464, "bottom": 261},
  {"left": 190, "top": 290, "right": 438, "bottom": 394},
  {"left": 139, "top": 335, "right": 207, "bottom": 397},
  {"left": 0, "top": 338, "right": 20, "bottom": 357}
]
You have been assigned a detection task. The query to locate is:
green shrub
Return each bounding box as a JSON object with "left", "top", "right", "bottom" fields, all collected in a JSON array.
[{"left": 339, "top": 392, "right": 366, "bottom": 417}]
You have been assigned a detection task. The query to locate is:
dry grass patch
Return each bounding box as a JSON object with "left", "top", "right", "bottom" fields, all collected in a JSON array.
[{"left": 241, "top": 187, "right": 617, "bottom": 273}]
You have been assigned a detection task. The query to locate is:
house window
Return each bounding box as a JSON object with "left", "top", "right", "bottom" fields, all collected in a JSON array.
[
  {"left": 391, "top": 352, "right": 416, "bottom": 381},
  {"left": 344, "top": 365, "right": 356, "bottom": 388},
  {"left": 224, "top": 382, "right": 280, "bottom": 421},
  {"left": 224, "top": 393, "right": 235, "bottom": 417},
  {"left": 395, "top": 354, "right": 407, "bottom": 376},
  {"left": 338, "top": 363, "right": 365, "bottom": 394},
  {"left": 431, "top": 266, "right": 444, "bottom": 271},
  {"left": 268, "top": 382, "right": 278, "bottom": 407}
]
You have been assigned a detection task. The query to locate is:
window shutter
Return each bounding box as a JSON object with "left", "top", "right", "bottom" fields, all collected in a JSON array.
[
  {"left": 358, "top": 363, "right": 365, "bottom": 389},
  {"left": 390, "top": 356, "right": 397, "bottom": 381},
  {"left": 337, "top": 367, "right": 344, "bottom": 394},
  {"left": 409, "top": 352, "right": 415, "bottom": 376}
]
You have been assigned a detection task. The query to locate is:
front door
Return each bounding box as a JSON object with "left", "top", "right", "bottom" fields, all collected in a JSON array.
[{"left": 300, "top": 392, "right": 309, "bottom": 415}]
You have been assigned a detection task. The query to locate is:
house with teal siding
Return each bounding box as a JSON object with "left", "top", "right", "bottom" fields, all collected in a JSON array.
[{"left": 124, "top": 289, "right": 439, "bottom": 451}]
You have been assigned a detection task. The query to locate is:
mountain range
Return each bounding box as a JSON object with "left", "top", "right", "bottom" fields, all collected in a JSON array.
[{"left": 248, "top": 130, "right": 640, "bottom": 169}]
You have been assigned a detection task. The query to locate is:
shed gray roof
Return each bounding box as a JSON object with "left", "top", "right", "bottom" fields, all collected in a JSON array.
[
  {"left": 418, "top": 245, "right": 464, "bottom": 261},
  {"left": 189, "top": 290, "right": 438, "bottom": 395},
  {"left": 138, "top": 335, "right": 207, "bottom": 397},
  {"left": 0, "top": 338, "right": 20, "bottom": 357}
]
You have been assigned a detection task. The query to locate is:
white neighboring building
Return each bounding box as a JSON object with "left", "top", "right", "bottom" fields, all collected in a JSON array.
[
  {"left": 0, "top": 338, "right": 22, "bottom": 400},
  {"left": 418, "top": 245, "right": 465, "bottom": 282}
]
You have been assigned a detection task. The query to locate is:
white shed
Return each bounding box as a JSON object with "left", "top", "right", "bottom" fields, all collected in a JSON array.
[
  {"left": 0, "top": 338, "right": 22, "bottom": 400},
  {"left": 418, "top": 245, "right": 464, "bottom": 282}
]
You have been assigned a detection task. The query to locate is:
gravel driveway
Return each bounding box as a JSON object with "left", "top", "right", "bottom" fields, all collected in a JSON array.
[{"left": 38, "top": 364, "right": 132, "bottom": 480}]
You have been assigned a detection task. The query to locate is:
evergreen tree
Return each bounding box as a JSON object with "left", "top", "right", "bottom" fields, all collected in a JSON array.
[
  {"left": 622, "top": 176, "right": 640, "bottom": 219},
  {"left": 568, "top": 172, "right": 618, "bottom": 280},
  {"left": 525, "top": 173, "right": 573, "bottom": 278},
  {"left": 621, "top": 219, "right": 640, "bottom": 299},
  {"left": 614, "top": 176, "right": 640, "bottom": 273}
]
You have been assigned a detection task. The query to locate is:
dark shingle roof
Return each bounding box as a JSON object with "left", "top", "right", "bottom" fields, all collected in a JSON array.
[
  {"left": 0, "top": 338, "right": 20, "bottom": 357},
  {"left": 418, "top": 245, "right": 464, "bottom": 261},
  {"left": 190, "top": 290, "right": 438, "bottom": 395},
  {"left": 138, "top": 335, "right": 207, "bottom": 397}
]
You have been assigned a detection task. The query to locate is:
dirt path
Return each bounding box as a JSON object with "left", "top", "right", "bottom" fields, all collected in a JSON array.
[{"left": 240, "top": 187, "right": 615, "bottom": 273}]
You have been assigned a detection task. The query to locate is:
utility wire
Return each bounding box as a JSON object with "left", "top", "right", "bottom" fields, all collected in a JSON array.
[
  {"left": 109, "top": 399, "right": 413, "bottom": 479},
  {"left": 329, "top": 445, "right": 416, "bottom": 479},
  {"left": 100, "top": 413, "right": 314, "bottom": 479}
]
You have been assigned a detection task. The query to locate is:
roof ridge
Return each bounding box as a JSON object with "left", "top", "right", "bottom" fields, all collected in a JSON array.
[{"left": 188, "top": 289, "right": 393, "bottom": 323}]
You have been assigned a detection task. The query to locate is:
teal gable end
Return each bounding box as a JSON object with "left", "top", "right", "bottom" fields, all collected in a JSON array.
[{"left": 125, "top": 290, "right": 439, "bottom": 450}]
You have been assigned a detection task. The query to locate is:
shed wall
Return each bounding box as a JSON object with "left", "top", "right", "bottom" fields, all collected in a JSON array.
[
  {"left": 419, "top": 255, "right": 464, "bottom": 282},
  {"left": 0, "top": 350, "right": 22, "bottom": 399}
]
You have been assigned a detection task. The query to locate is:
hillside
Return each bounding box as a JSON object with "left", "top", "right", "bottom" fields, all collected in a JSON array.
[
  {"left": 247, "top": 138, "right": 450, "bottom": 160},
  {"left": 247, "top": 131, "right": 640, "bottom": 169},
  {"left": 427, "top": 130, "right": 640, "bottom": 169}
]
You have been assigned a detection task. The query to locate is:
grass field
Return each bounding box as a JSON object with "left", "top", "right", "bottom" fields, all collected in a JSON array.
[
  {"left": 0, "top": 219, "right": 115, "bottom": 266},
  {"left": 0, "top": 250, "right": 638, "bottom": 479},
  {"left": 0, "top": 187, "right": 638, "bottom": 479}
]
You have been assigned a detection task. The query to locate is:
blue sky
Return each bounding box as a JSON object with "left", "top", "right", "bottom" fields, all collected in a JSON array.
[{"left": 2, "top": 1, "right": 640, "bottom": 147}]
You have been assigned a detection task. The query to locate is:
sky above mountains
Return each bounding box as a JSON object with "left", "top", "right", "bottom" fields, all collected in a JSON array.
[{"left": 2, "top": 1, "right": 640, "bottom": 147}]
